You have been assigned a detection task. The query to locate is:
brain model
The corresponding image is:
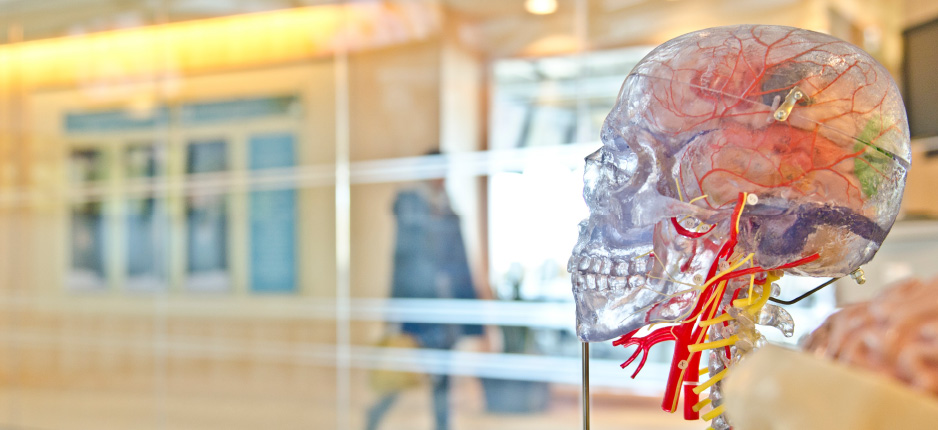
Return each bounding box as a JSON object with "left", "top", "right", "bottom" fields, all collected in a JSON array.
[
  {"left": 569, "top": 24, "right": 909, "bottom": 429},
  {"left": 804, "top": 277, "right": 938, "bottom": 395}
]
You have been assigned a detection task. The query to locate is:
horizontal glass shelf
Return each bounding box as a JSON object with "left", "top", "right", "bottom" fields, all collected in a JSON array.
[
  {"left": 0, "top": 324, "right": 667, "bottom": 392},
  {"left": 0, "top": 295, "right": 576, "bottom": 329}
]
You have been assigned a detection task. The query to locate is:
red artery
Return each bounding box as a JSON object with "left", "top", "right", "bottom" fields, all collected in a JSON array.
[{"left": 616, "top": 193, "right": 820, "bottom": 420}]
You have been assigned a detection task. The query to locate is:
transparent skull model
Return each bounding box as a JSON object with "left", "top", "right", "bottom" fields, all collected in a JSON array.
[{"left": 569, "top": 25, "right": 910, "bottom": 428}]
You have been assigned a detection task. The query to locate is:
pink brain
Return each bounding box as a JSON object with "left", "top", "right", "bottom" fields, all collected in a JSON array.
[{"left": 624, "top": 26, "right": 908, "bottom": 211}]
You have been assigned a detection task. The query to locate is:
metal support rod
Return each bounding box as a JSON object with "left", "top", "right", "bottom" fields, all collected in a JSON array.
[{"left": 582, "top": 342, "right": 590, "bottom": 430}]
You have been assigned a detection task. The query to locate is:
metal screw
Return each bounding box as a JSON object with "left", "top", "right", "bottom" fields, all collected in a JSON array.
[{"left": 850, "top": 267, "right": 866, "bottom": 285}]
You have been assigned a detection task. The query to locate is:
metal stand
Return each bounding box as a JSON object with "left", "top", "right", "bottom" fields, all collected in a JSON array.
[{"left": 582, "top": 342, "right": 590, "bottom": 430}]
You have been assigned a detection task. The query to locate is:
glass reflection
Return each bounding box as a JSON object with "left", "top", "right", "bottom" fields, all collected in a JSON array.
[
  {"left": 69, "top": 200, "right": 108, "bottom": 290},
  {"left": 186, "top": 140, "right": 229, "bottom": 292},
  {"left": 0, "top": 1, "right": 911, "bottom": 430},
  {"left": 69, "top": 148, "right": 109, "bottom": 290},
  {"left": 249, "top": 133, "right": 298, "bottom": 293},
  {"left": 125, "top": 144, "right": 166, "bottom": 291},
  {"left": 367, "top": 160, "right": 482, "bottom": 430}
]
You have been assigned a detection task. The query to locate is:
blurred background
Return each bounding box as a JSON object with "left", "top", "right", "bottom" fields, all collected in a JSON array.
[{"left": 0, "top": 0, "right": 936, "bottom": 429}]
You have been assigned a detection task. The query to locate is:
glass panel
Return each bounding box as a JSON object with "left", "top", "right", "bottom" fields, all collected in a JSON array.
[
  {"left": 125, "top": 144, "right": 161, "bottom": 178},
  {"left": 351, "top": 176, "right": 487, "bottom": 429},
  {"left": 125, "top": 197, "right": 166, "bottom": 291},
  {"left": 186, "top": 140, "right": 229, "bottom": 292},
  {"left": 490, "top": 47, "right": 649, "bottom": 150},
  {"left": 68, "top": 148, "right": 110, "bottom": 291},
  {"left": 186, "top": 193, "right": 228, "bottom": 292},
  {"left": 65, "top": 107, "right": 170, "bottom": 133},
  {"left": 3, "top": 2, "right": 918, "bottom": 430},
  {"left": 249, "top": 132, "right": 295, "bottom": 170},
  {"left": 70, "top": 148, "right": 108, "bottom": 183},
  {"left": 348, "top": 41, "right": 443, "bottom": 161},
  {"left": 125, "top": 144, "right": 166, "bottom": 291},
  {"left": 1, "top": 4, "right": 344, "bottom": 430},
  {"left": 488, "top": 166, "right": 586, "bottom": 302},
  {"left": 249, "top": 133, "right": 297, "bottom": 293},
  {"left": 181, "top": 95, "right": 300, "bottom": 125},
  {"left": 250, "top": 188, "right": 297, "bottom": 293},
  {"left": 69, "top": 201, "right": 108, "bottom": 291},
  {"left": 186, "top": 140, "right": 228, "bottom": 175}
]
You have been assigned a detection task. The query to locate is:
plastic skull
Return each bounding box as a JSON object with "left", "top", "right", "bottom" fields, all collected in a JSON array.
[{"left": 570, "top": 25, "right": 910, "bottom": 342}]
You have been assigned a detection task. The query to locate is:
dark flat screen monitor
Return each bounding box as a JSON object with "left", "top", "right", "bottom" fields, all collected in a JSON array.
[{"left": 904, "top": 17, "right": 938, "bottom": 139}]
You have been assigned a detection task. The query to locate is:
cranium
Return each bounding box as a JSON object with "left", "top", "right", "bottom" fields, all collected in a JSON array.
[{"left": 569, "top": 24, "right": 910, "bottom": 344}]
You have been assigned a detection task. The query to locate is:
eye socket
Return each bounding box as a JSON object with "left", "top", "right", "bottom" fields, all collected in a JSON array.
[
  {"left": 586, "top": 147, "right": 626, "bottom": 184},
  {"left": 585, "top": 148, "right": 603, "bottom": 162}
]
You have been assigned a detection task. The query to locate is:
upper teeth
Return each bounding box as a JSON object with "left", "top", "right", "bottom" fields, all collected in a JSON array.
[
  {"left": 568, "top": 255, "right": 650, "bottom": 275},
  {"left": 568, "top": 254, "right": 650, "bottom": 292}
]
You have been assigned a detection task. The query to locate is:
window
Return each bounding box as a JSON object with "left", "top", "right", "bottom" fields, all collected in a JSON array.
[
  {"left": 62, "top": 95, "right": 303, "bottom": 294},
  {"left": 248, "top": 132, "right": 297, "bottom": 293},
  {"left": 185, "top": 139, "right": 230, "bottom": 292},
  {"left": 124, "top": 144, "right": 166, "bottom": 291},
  {"left": 68, "top": 148, "right": 110, "bottom": 291}
]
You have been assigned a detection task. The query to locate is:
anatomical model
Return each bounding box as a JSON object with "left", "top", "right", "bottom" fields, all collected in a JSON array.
[{"left": 569, "top": 25, "right": 909, "bottom": 429}]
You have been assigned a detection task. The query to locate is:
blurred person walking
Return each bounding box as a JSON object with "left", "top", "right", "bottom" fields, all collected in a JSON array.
[{"left": 365, "top": 155, "right": 482, "bottom": 430}]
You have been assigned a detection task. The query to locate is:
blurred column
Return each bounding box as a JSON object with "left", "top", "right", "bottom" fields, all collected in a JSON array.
[{"left": 334, "top": 5, "right": 352, "bottom": 430}]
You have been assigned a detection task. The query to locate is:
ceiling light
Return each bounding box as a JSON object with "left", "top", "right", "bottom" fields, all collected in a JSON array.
[{"left": 525, "top": 0, "right": 558, "bottom": 15}]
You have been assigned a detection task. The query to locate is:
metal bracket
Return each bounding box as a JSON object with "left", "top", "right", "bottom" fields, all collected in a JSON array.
[{"left": 768, "top": 267, "right": 866, "bottom": 306}]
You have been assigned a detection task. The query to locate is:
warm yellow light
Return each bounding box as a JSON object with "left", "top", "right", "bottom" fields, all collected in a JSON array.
[
  {"left": 0, "top": 3, "right": 439, "bottom": 90},
  {"left": 525, "top": 0, "right": 558, "bottom": 15}
]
